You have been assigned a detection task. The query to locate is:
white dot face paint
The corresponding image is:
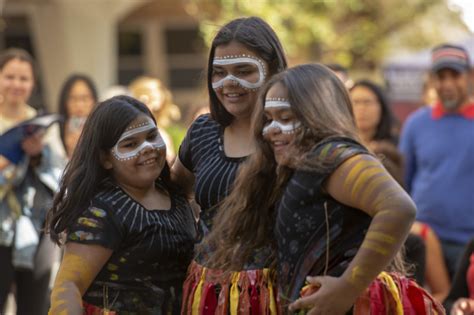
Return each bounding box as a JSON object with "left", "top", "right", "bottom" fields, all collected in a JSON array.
[
  {"left": 262, "top": 98, "right": 302, "bottom": 135},
  {"left": 211, "top": 55, "right": 267, "bottom": 91},
  {"left": 112, "top": 117, "right": 166, "bottom": 161}
]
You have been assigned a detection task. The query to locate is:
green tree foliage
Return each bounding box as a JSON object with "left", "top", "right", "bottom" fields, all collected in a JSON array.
[{"left": 186, "top": 0, "right": 468, "bottom": 71}]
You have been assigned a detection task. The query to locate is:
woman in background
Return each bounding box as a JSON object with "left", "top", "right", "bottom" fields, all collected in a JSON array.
[
  {"left": 57, "top": 74, "right": 98, "bottom": 158},
  {"left": 0, "top": 48, "right": 64, "bottom": 315}
]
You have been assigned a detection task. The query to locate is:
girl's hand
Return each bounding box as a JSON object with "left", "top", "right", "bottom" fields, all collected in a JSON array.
[
  {"left": 289, "top": 276, "right": 360, "bottom": 315},
  {"left": 451, "top": 298, "right": 474, "bottom": 315},
  {"left": 21, "top": 131, "right": 44, "bottom": 157}
]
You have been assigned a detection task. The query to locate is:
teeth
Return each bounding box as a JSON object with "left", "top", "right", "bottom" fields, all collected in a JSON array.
[
  {"left": 227, "top": 93, "right": 240, "bottom": 97},
  {"left": 142, "top": 159, "right": 156, "bottom": 165}
]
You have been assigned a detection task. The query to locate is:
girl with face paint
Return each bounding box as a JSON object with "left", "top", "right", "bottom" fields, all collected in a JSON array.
[
  {"left": 204, "top": 64, "right": 444, "bottom": 315},
  {"left": 172, "top": 17, "right": 287, "bottom": 313},
  {"left": 47, "top": 96, "right": 196, "bottom": 314}
]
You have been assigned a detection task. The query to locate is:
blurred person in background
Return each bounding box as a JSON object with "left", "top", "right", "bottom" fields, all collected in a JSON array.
[
  {"left": 129, "top": 76, "right": 182, "bottom": 161},
  {"left": 0, "top": 48, "right": 64, "bottom": 315},
  {"left": 444, "top": 238, "right": 474, "bottom": 314},
  {"left": 350, "top": 80, "right": 403, "bottom": 183},
  {"left": 399, "top": 43, "right": 474, "bottom": 279},
  {"left": 350, "top": 79, "right": 450, "bottom": 302},
  {"left": 57, "top": 74, "right": 98, "bottom": 158}
]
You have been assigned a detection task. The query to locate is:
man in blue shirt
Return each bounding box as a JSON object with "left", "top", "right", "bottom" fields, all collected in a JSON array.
[{"left": 399, "top": 44, "right": 474, "bottom": 277}]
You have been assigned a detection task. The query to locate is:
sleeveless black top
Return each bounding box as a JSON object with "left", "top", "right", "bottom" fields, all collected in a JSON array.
[{"left": 275, "top": 138, "right": 372, "bottom": 305}]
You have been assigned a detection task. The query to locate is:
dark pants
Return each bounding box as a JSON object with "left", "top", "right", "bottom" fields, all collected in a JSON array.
[
  {"left": 440, "top": 239, "right": 466, "bottom": 280},
  {"left": 0, "top": 234, "right": 56, "bottom": 315}
]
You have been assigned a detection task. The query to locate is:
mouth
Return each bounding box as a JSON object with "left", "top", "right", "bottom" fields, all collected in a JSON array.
[
  {"left": 224, "top": 92, "right": 246, "bottom": 102},
  {"left": 272, "top": 140, "right": 289, "bottom": 153},
  {"left": 137, "top": 157, "right": 158, "bottom": 166}
]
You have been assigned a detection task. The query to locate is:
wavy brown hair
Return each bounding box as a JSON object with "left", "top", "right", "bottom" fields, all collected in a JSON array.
[
  {"left": 205, "top": 64, "right": 408, "bottom": 273},
  {"left": 202, "top": 64, "right": 362, "bottom": 270}
]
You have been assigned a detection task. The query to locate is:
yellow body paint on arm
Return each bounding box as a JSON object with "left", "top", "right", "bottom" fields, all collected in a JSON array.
[
  {"left": 325, "top": 154, "right": 416, "bottom": 290},
  {"left": 50, "top": 243, "right": 113, "bottom": 315}
]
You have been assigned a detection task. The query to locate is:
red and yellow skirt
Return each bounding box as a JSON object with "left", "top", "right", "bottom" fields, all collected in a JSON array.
[
  {"left": 297, "top": 272, "right": 445, "bottom": 315},
  {"left": 181, "top": 261, "right": 279, "bottom": 315}
]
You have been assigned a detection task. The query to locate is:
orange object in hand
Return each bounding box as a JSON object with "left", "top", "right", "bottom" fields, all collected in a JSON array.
[{"left": 300, "top": 283, "right": 320, "bottom": 297}]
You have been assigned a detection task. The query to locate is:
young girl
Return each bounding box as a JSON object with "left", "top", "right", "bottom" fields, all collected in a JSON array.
[
  {"left": 172, "top": 17, "right": 287, "bottom": 313},
  {"left": 47, "top": 96, "right": 196, "bottom": 314},
  {"left": 206, "top": 64, "right": 444, "bottom": 314}
]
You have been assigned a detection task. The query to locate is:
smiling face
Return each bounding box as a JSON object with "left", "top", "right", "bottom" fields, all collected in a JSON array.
[
  {"left": 103, "top": 114, "right": 166, "bottom": 189},
  {"left": 262, "top": 82, "right": 301, "bottom": 165},
  {"left": 0, "top": 58, "right": 34, "bottom": 107},
  {"left": 212, "top": 41, "right": 268, "bottom": 120}
]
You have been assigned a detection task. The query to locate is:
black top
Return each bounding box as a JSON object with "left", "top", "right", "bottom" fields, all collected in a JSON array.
[
  {"left": 67, "top": 181, "right": 196, "bottom": 314},
  {"left": 179, "top": 114, "right": 246, "bottom": 235},
  {"left": 275, "top": 138, "right": 372, "bottom": 304},
  {"left": 444, "top": 238, "right": 474, "bottom": 312}
]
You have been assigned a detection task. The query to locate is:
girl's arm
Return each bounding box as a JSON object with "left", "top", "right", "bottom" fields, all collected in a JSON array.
[
  {"left": 290, "top": 154, "right": 416, "bottom": 314},
  {"left": 171, "top": 157, "right": 195, "bottom": 198},
  {"left": 422, "top": 226, "right": 451, "bottom": 302},
  {"left": 171, "top": 157, "right": 200, "bottom": 218},
  {"left": 50, "top": 242, "right": 112, "bottom": 315}
]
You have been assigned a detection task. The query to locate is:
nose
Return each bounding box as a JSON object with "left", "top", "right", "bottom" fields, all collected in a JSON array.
[
  {"left": 139, "top": 142, "right": 155, "bottom": 156},
  {"left": 222, "top": 77, "right": 239, "bottom": 88},
  {"left": 263, "top": 122, "right": 282, "bottom": 138}
]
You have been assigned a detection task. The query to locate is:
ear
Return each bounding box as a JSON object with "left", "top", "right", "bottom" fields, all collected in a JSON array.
[{"left": 100, "top": 151, "right": 113, "bottom": 170}]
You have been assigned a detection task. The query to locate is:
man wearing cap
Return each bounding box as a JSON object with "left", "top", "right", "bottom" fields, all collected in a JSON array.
[{"left": 399, "top": 43, "right": 474, "bottom": 278}]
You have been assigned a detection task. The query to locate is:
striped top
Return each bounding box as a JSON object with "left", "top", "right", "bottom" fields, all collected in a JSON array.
[
  {"left": 67, "top": 180, "right": 196, "bottom": 313},
  {"left": 179, "top": 114, "right": 246, "bottom": 235}
]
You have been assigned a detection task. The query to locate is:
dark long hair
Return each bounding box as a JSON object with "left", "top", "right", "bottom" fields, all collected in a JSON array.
[
  {"left": 208, "top": 16, "right": 287, "bottom": 126},
  {"left": 57, "top": 74, "right": 98, "bottom": 150},
  {"left": 47, "top": 95, "right": 175, "bottom": 244},
  {"left": 203, "top": 64, "right": 361, "bottom": 269},
  {"left": 350, "top": 80, "right": 397, "bottom": 143}
]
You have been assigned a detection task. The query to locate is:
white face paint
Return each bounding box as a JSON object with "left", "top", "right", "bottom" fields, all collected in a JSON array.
[
  {"left": 262, "top": 98, "right": 302, "bottom": 135},
  {"left": 211, "top": 55, "right": 267, "bottom": 91},
  {"left": 112, "top": 117, "right": 165, "bottom": 161}
]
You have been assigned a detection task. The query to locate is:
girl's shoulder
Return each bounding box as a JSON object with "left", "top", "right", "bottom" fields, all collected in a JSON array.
[
  {"left": 188, "top": 113, "right": 220, "bottom": 134},
  {"left": 309, "top": 136, "right": 368, "bottom": 169}
]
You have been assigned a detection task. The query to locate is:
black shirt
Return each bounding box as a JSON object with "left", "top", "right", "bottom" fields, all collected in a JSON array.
[
  {"left": 67, "top": 181, "right": 196, "bottom": 314},
  {"left": 275, "top": 138, "right": 372, "bottom": 304}
]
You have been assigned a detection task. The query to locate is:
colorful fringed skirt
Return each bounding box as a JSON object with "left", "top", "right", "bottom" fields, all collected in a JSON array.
[
  {"left": 181, "top": 261, "right": 279, "bottom": 315},
  {"left": 293, "top": 272, "right": 445, "bottom": 315}
]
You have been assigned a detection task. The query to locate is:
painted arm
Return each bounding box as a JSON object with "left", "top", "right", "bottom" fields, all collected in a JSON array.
[
  {"left": 49, "top": 242, "right": 112, "bottom": 315},
  {"left": 290, "top": 154, "right": 416, "bottom": 315}
]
